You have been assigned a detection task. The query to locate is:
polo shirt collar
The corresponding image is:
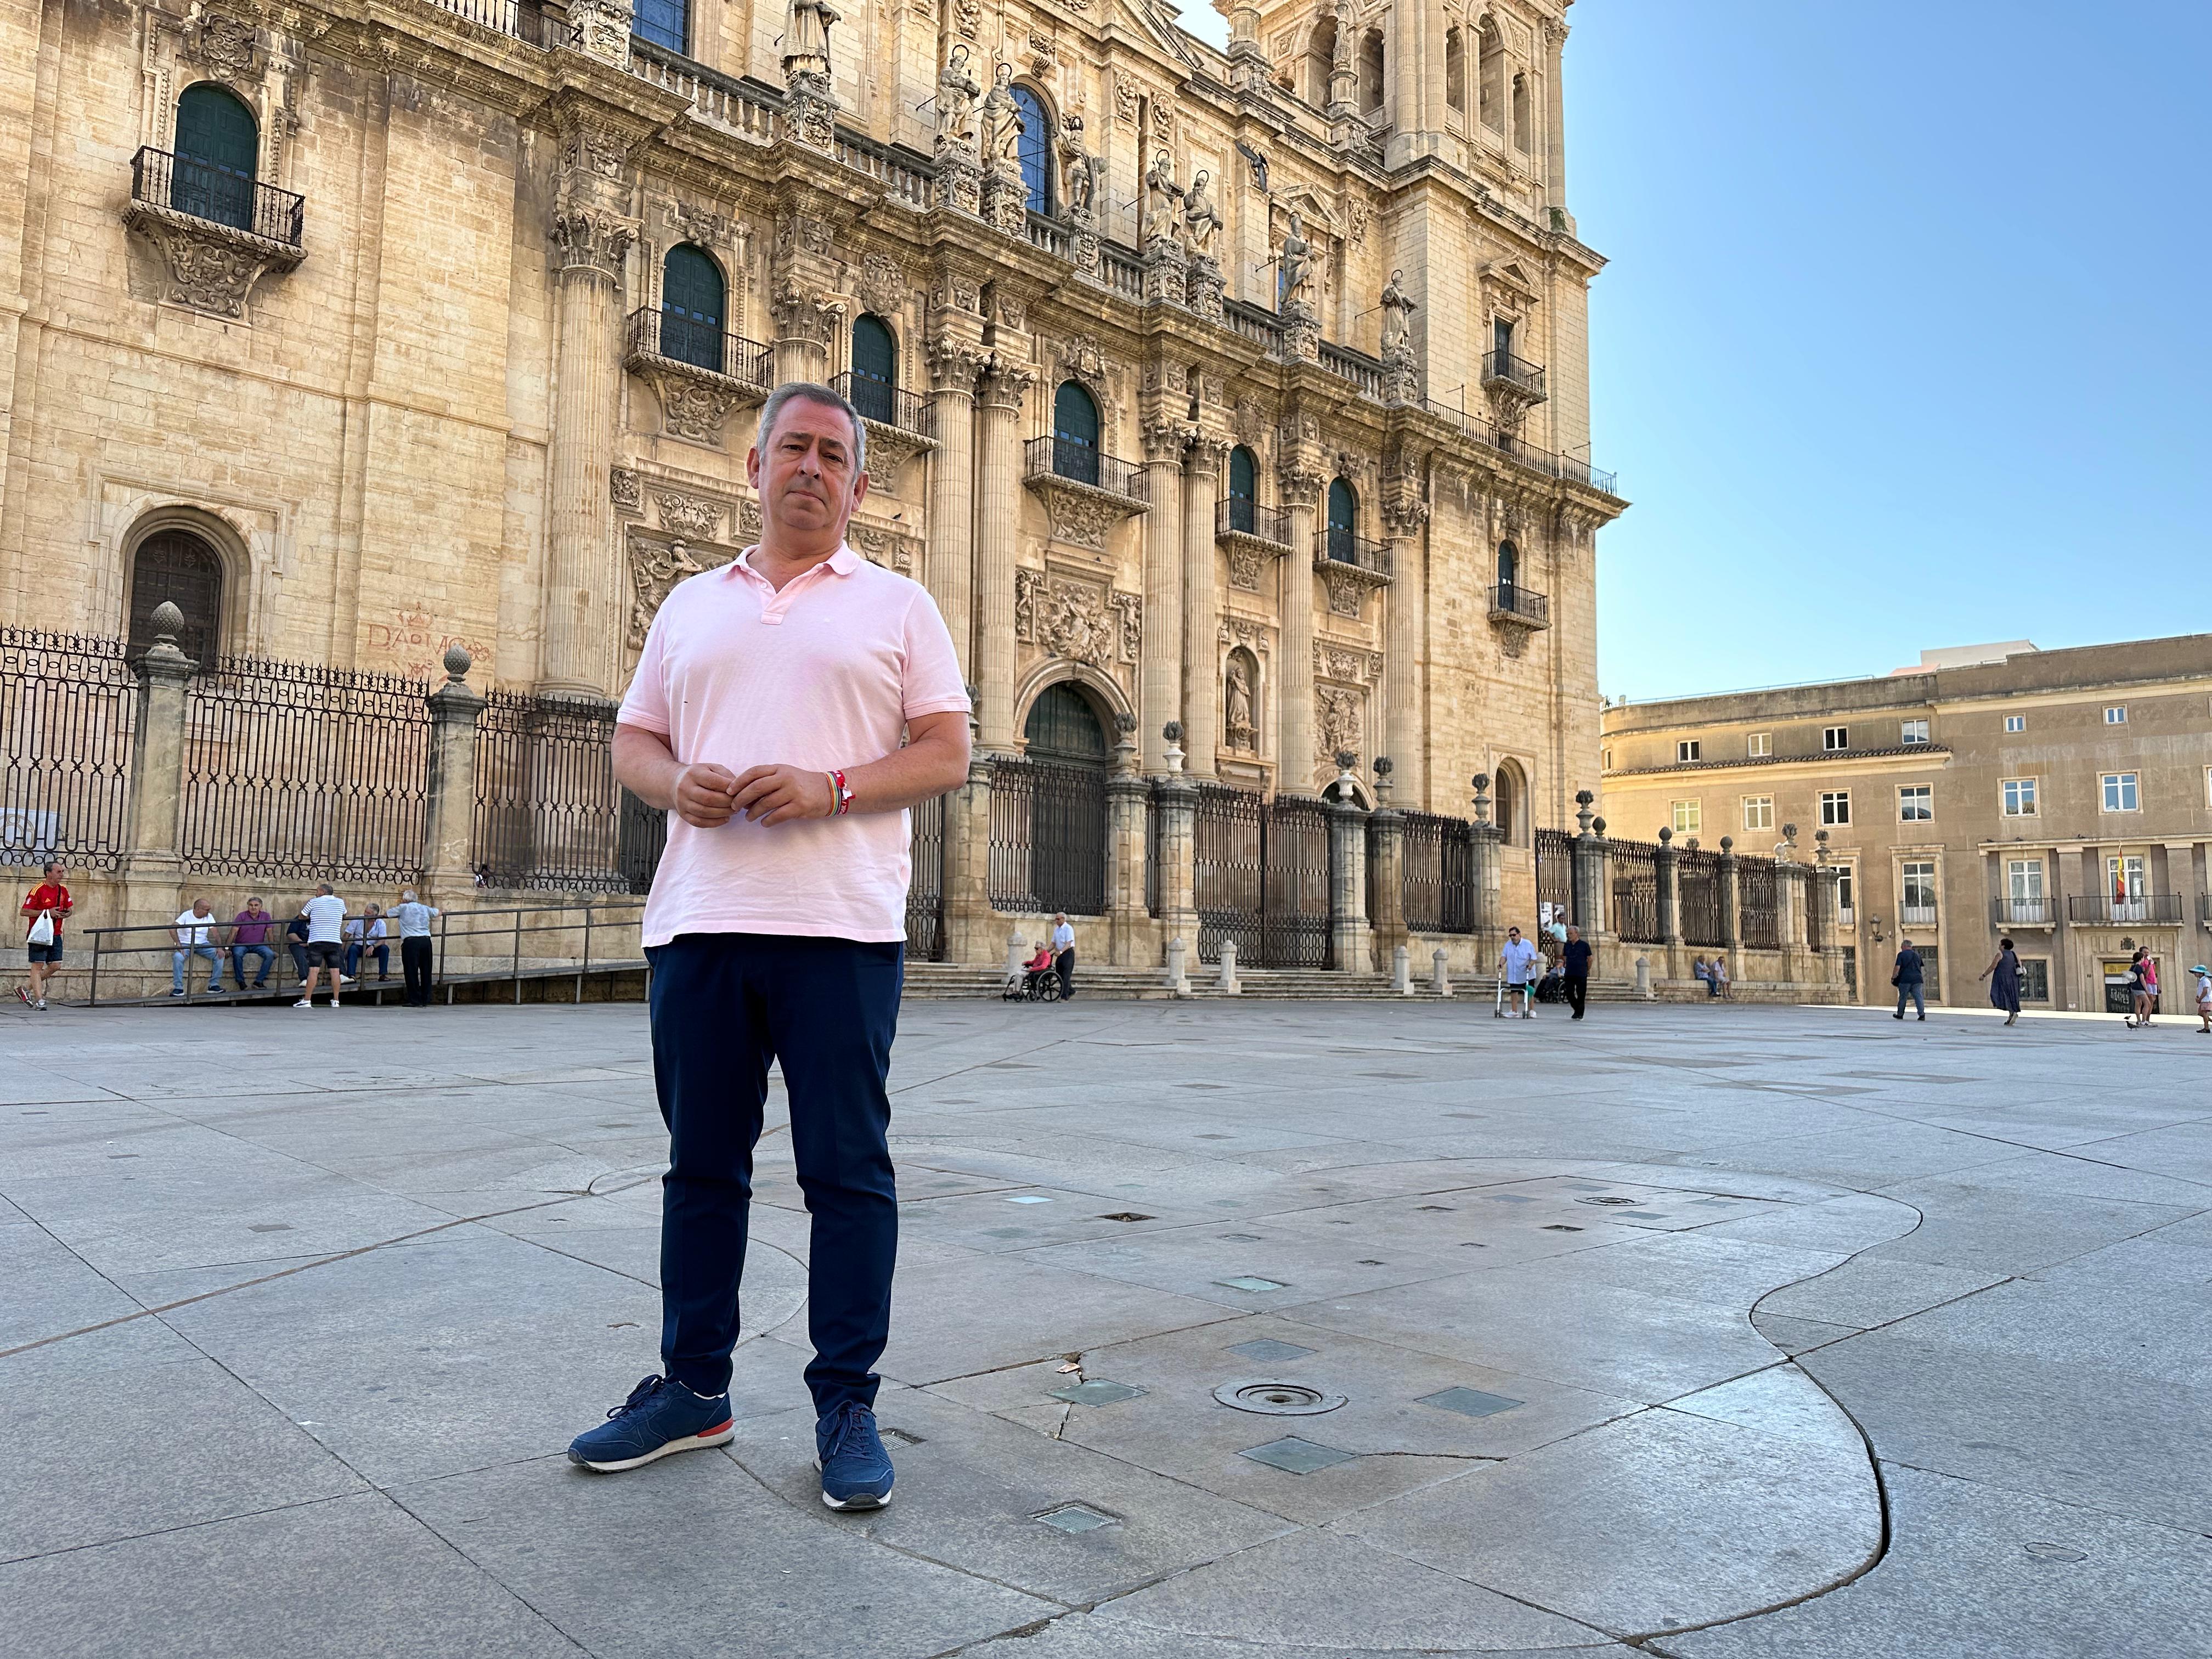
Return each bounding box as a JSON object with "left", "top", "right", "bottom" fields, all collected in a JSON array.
[{"left": 732, "top": 543, "right": 861, "bottom": 579}]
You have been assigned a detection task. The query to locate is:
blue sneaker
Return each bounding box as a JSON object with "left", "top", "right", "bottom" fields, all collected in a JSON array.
[
  {"left": 567, "top": 1374, "right": 735, "bottom": 1472},
  {"left": 815, "top": 1401, "right": 894, "bottom": 1511}
]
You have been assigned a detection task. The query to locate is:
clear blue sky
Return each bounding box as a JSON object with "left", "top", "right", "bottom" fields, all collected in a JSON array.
[{"left": 1174, "top": 0, "right": 2211, "bottom": 701}]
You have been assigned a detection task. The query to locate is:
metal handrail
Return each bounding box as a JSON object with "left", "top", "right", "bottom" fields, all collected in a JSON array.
[
  {"left": 2068, "top": 894, "right": 2182, "bottom": 924},
  {"left": 625, "top": 307, "right": 774, "bottom": 389},
  {"left": 1023, "top": 435, "right": 1149, "bottom": 504},
  {"left": 1991, "top": 898, "right": 2056, "bottom": 927},
  {"left": 1488, "top": 582, "right": 1549, "bottom": 625},
  {"left": 831, "top": 371, "right": 930, "bottom": 436},
  {"left": 1482, "top": 349, "right": 1548, "bottom": 397},
  {"left": 1217, "top": 497, "right": 1294, "bottom": 547},
  {"left": 131, "top": 147, "right": 304, "bottom": 247},
  {"left": 1318, "top": 528, "right": 1389, "bottom": 573}
]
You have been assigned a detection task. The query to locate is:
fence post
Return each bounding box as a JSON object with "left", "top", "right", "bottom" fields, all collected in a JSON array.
[
  {"left": 1655, "top": 826, "right": 1683, "bottom": 986},
  {"left": 1365, "top": 756, "right": 1408, "bottom": 963},
  {"left": 1105, "top": 719, "right": 1149, "bottom": 967},
  {"left": 1571, "top": 791, "right": 1605, "bottom": 936},
  {"left": 1151, "top": 724, "right": 1198, "bottom": 967},
  {"left": 940, "top": 693, "right": 995, "bottom": 966},
  {"left": 422, "top": 645, "right": 486, "bottom": 906},
  {"left": 1324, "top": 752, "right": 1370, "bottom": 973},
  {"left": 120, "top": 602, "right": 194, "bottom": 928},
  {"left": 1468, "top": 772, "right": 1504, "bottom": 972},
  {"left": 1719, "top": 836, "right": 1743, "bottom": 966}
]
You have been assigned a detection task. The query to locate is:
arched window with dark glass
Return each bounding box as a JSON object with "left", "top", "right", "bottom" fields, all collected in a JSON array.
[
  {"left": 1013, "top": 86, "right": 1051, "bottom": 215},
  {"left": 633, "top": 0, "right": 687, "bottom": 54},
  {"left": 1445, "top": 28, "right": 1465, "bottom": 115},
  {"left": 1227, "top": 445, "right": 1258, "bottom": 535},
  {"left": 172, "top": 83, "right": 257, "bottom": 233},
  {"left": 660, "top": 244, "right": 725, "bottom": 374},
  {"left": 1497, "top": 539, "right": 1519, "bottom": 600},
  {"left": 849, "top": 314, "right": 897, "bottom": 426},
  {"left": 128, "top": 529, "right": 223, "bottom": 668},
  {"left": 1494, "top": 760, "right": 1523, "bottom": 847},
  {"left": 1326, "top": 477, "right": 1357, "bottom": 562},
  {"left": 1359, "top": 30, "right": 1385, "bottom": 115},
  {"left": 1052, "top": 380, "right": 1101, "bottom": 486},
  {"left": 1020, "top": 682, "right": 1109, "bottom": 915},
  {"left": 1308, "top": 16, "right": 1338, "bottom": 106}
]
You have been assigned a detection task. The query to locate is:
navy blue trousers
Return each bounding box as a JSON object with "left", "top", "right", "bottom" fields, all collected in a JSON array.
[{"left": 647, "top": 933, "right": 903, "bottom": 1414}]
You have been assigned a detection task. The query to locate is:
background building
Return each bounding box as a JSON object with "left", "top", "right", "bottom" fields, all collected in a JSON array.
[{"left": 1601, "top": 636, "right": 2212, "bottom": 1013}]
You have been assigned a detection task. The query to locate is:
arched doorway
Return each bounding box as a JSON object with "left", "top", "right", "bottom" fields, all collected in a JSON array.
[
  {"left": 172, "top": 83, "right": 257, "bottom": 233},
  {"left": 1052, "top": 380, "right": 1101, "bottom": 486},
  {"left": 661, "top": 244, "right": 726, "bottom": 373},
  {"left": 127, "top": 529, "right": 224, "bottom": 667},
  {"left": 1325, "top": 478, "right": 1357, "bottom": 562},
  {"left": 1496, "top": 539, "right": 1519, "bottom": 603},
  {"left": 849, "top": 314, "right": 897, "bottom": 425},
  {"left": 1226, "top": 445, "right": 1258, "bottom": 534},
  {"left": 989, "top": 682, "right": 1110, "bottom": 916}
]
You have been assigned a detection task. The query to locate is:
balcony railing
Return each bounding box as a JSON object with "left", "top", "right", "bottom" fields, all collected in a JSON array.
[
  {"left": 1899, "top": 902, "right": 1938, "bottom": 927},
  {"left": 1488, "top": 583, "right": 1549, "bottom": 626},
  {"left": 1099, "top": 243, "right": 1144, "bottom": 298},
  {"left": 1993, "top": 898, "right": 2056, "bottom": 928},
  {"left": 1419, "top": 398, "right": 1619, "bottom": 496},
  {"left": 1318, "top": 342, "right": 1386, "bottom": 400},
  {"left": 1221, "top": 300, "right": 1285, "bottom": 354},
  {"left": 1838, "top": 906, "right": 1857, "bottom": 929},
  {"left": 1319, "top": 528, "right": 1390, "bottom": 573},
  {"left": 625, "top": 308, "right": 774, "bottom": 388},
  {"left": 1217, "top": 498, "right": 1294, "bottom": 548},
  {"left": 1482, "top": 349, "right": 1548, "bottom": 400},
  {"left": 2068, "top": 894, "right": 2182, "bottom": 925},
  {"left": 1023, "top": 436, "right": 1148, "bottom": 504},
  {"left": 831, "top": 372, "right": 929, "bottom": 436},
  {"left": 429, "top": 0, "right": 575, "bottom": 46},
  {"left": 131, "top": 148, "right": 304, "bottom": 247}
]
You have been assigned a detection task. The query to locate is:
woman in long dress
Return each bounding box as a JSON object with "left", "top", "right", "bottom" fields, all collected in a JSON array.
[{"left": 1978, "top": 935, "right": 2022, "bottom": 1027}]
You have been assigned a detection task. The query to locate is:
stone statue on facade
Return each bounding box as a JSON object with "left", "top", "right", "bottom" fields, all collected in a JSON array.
[
  {"left": 935, "top": 44, "right": 979, "bottom": 150},
  {"left": 979, "top": 63, "right": 1024, "bottom": 170},
  {"left": 1380, "top": 269, "right": 1415, "bottom": 356},
  {"left": 1278, "top": 211, "right": 1314, "bottom": 308},
  {"left": 781, "top": 0, "right": 837, "bottom": 83},
  {"left": 1061, "top": 125, "right": 1097, "bottom": 221},
  {"left": 1144, "top": 149, "right": 1183, "bottom": 249},
  {"left": 1183, "top": 169, "right": 1223, "bottom": 261},
  {"left": 1225, "top": 656, "right": 1256, "bottom": 750}
]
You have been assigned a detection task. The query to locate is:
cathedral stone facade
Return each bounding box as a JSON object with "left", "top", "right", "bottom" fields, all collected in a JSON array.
[{"left": 0, "top": 0, "right": 1623, "bottom": 950}]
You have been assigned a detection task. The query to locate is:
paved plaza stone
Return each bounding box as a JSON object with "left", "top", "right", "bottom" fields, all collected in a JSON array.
[{"left": 2, "top": 1000, "right": 2208, "bottom": 1658}]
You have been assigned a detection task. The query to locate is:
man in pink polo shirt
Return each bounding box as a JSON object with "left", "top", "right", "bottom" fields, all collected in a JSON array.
[{"left": 566, "top": 383, "right": 970, "bottom": 1513}]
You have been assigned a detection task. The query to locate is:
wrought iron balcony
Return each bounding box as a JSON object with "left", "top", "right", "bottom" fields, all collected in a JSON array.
[
  {"left": 1487, "top": 583, "right": 1549, "bottom": 627},
  {"left": 1898, "top": 902, "right": 1938, "bottom": 927},
  {"left": 1992, "top": 898, "right": 2056, "bottom": 928},
  {"left": 1318, "top": 527, "right": 1390, "bottom": 573},
  {"left": 2068, "top": 894, "right": 2182, "bottom": 926},
  {"left": 1023, "top": 436, "right": 1148, "bottom": 505},
  {"left": 1482, "top": 349, "right": 1548, "bottom": 402},
  {"left": 429, "top": 0, "right": 575, "bottom": 46},
  {"left": 130, "top": 147, "right": 303, "bottom": 247},
  {"left": 1217, "top": 498, "right": 1294, "bottom": 549},
  {"left": 831, "top": 372, "right": 929, "bottom": 437},
  {"left": 624, "top": 308, "right": 774, "bottom": 389}
]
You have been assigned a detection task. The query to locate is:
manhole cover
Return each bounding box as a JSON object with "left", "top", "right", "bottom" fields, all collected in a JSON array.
[
  {"left": 1098, "top": 1212, "right": 1155, "bottom": 1222},
  {"left": 1212, "top": 1378, "right": 1347, "bottom": 1416},
  {"left": 1576, "top": 1196, "right": 1638, "bottom": 1206}
]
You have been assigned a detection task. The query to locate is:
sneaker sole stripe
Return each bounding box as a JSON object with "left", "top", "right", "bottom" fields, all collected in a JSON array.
[
  {"left": 567, "top": 1424, "right": 735, "bottom": 1474},
  {"left": 811, "top": 1455, "right": 893, "bottom": 1510}
]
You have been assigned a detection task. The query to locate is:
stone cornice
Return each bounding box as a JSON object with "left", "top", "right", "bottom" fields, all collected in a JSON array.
[{"left": 1606, "top": 745, "right": 1956, "bottom": 781}]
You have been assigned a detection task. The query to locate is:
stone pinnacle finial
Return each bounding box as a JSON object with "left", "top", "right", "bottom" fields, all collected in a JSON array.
[
  {"left": 1373, "top": 755, "right": 1393, "bottom": 777},
  {"left": 1575, "top": 788, "right": 1595, "bottom": 807},
  {"left": 150, "top": 601, "right": 185, "bottom": 642},
  {"left": 1719, "top": 835, "right": 1734, "bottom": 853},
  {"left": 442, "top": 643, "right": 473, "bottom": 682},
  {"left": 1592, "top": 815, "right": 1606, "bottom": 836},
  {"left": 1658, "top": 825, "right": 1673, "bottom": 843}
]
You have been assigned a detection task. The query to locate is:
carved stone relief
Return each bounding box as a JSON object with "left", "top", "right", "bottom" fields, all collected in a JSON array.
[
  {"left": 852, "top": 251, "right": 908, "bottom": 318},
  {"left": 1314, "top": 640, "right": 1384, "bottom": 683},
  {"left": 1319, "top": 562, "right": 1385, "bottom": 618},
  {"left": 1315, "top": 686, "right": 1363, "bottom": 766},
  {"left": 654, "top": 489, "right": 725, "bottom": 540},
  {"left": 610, "top": 468, "right": 644, "bottom": 511},
  {"left": 850, "top": 521, "right": 920, "bottom": 576},
  {"left": 1014, "top": 571, "right": 1138, "bottom": 670},
  {"left": 627, "top": 533, "right": 737, "bottom": 650},
  {"left": 1224, "top": 650, "right": 1259, "bottom": 752}
]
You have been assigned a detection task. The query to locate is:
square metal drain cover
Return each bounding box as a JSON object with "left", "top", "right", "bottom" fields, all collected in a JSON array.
[
  {"left": 1049, "top": 1379, "right": 1147, "bottom": 1407},
  {"left": 1229, "top": 1338, "right": 1316, "bottom": 1363},
  {"left": 1036, "top": 1503, "right": 1118, "bottom": 1533},
  {"left": 1419, "top": 1386, "right": 1524, "bottom": 1419},
  {"left": 1217, "top": 1276, "right": 1288, "bottom": 1293},
  {"left": 1239, "top": 1436, "right": 1357, "bottom": 1475}
]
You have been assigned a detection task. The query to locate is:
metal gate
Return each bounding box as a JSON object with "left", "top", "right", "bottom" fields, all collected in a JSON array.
[
  {"left": 1607, "top": 837, "right": 1661, "bottom": 944},
  {"left": 1192, "top": 785, "right": 1332, "bottom": 967},
  {"left": 1535, "top": 827, "right": 1575, "bottom": 928},
  {"left": 1262, "top": 794, "right": 1333, "bottom": 968},
  {"left": 1738, "top": 860, "right": 1779, "bottom": 949},
  {"left": 905, "top": 792, "right": 946, "bottom": 961},
  {"left": 1678, "top": 847, "right": 1726, "bottom": 946},
  {"left": 1401, "top": 810, "right": 1476, "bottom": 934}
]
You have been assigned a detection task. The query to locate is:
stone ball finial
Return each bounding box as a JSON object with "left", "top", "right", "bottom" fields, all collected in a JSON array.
[
  {"left": 1815, "top": 827, "right": 1829, "bottom": 844},
  {"left": 1163, "top": 720, "right": 1184, "bottom": 744},
  {"left": 1470, "top": 772, "right": 1490, "bottom": 793},
  {"left": 1719, "top": 835, "right": 1734, "bottom": 853},
  {"left": 150, "top": 600, "right": 185, "bottom": 640},
  {"left": 442, "top": 643, "right": 473, "bottom": 682},
  {"left": 1782, "top": 822, "right": 1798, "bottom": 841},
  {"left": 1658, "top": 825, "right": 1672, "bottom": 843},
  {"left": 1592, "top": 815, "right": 1606, "bottom": 836},
  {"left": 1685, "top": 836, "right": 1700, "bottom": 851},
  {"left": 1333, "top": 748, "right": 1358, "bottom": 771},
  {"left": 1115, "top": 711, "right": 1137, "bottom": 735},
  {"left": 1373, "top": 755, "right": 1393, "bottom": 777},
  {"left": 1575, "top": 788, "right": 1595, "bottom": 807}
]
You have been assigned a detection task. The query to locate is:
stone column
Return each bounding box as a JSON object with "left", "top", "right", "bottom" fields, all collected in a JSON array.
[
  {"left": 1180, "top": 437, "right": 1226, "bottom": 776},
  {"left": 1543, "top": 18, "right": 1569, "bottom": 218},
  {"left": 1140, "top": 418, "right": 1190, "bottom": 774},
  {"left": 121, "top": 603, "right": 194, "bottom": 924},
  {"left": 1366, "top": 757, "right": 1407, "bottom": 961},
  {"left": 940, "top": 710, "right": 995, "bottom": 965},
  {"left": 421, "top": 646, "right": 486, "bottom": 904},
  {"left": 1380, "top": 521, "right": 1425, "bottom": 807},
  {"left": 1469, "top": 772, "right": 1504, "bottom": 968},
  {"left": 924, "top": 340, "right": 982, "bottom": 675},
  {"left": 770, "top": 283, "right": 839, "bottom": 386},
  {"left": 973, "top": 362, "right": 1033, "bottom": 751},
  {"left": 1656, "top": 826, "right": 1683, "bottom": 983},
  {"left": 1275, "top": 465, "right": 1322, "bottom": 793},
  {"left": 1325, "top": 770, "right": 1372, "bottom": 972},
  {"left": 1105, "top": 730, "right": 1150, "bottom": 967},
  {"left": 542, "top": 151, "right": 637, "bottom": 698},
  {"left": 1151, "top": 726, "right": 1198, "bottom": 966},
  {"left": 1570, "top": 789, "right": 1604, "bottom": 935},
  {"left": 1719, "top": 836, "right": 1743, "bottom": 958}
]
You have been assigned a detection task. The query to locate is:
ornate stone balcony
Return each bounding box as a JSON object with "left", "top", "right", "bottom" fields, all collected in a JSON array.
[
  {"left": 1216, "top": 498, "right": 1294, "bottom": 592},
  {"left": 1022, "top": 436, "right": 1148, "bottom": 551},
  {"left": 124, "top": 148, "right": 304, "bottom": 320},
  {"left": 1314, "top": 529, "right": 1392, "bottom": 619},
  {"left": 623, "top": 308, "right": 774, "bottom": 445}
]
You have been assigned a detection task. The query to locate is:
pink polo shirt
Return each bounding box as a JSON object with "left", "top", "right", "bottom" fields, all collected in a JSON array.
[{"left": 617, "top": 544, "right": 969, "bottom": 947}]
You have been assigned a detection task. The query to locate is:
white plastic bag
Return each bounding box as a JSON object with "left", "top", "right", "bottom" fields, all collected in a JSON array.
[{"left": 26, "top": 912, "right": 54, "bottom": 946}]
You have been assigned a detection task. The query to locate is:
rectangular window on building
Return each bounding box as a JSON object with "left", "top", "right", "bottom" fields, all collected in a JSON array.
[
  {"left": 1820, "top": 790, "right": 1850, "bottom": 826},
  {"left": 1900, "top": 861, "right": 1937, "bottom": 918},
  {"left": 2104, "top": 706, "right": 2127, "bottom": 725},
  {"left": 2007, "top": 860, "right": 2044, "bottom": 901},
  {"left": 1898, "top": 785, "right": 1933, "bottom": 822},
  {"left": 1748, "top": 732, "right": 1770, "bottom": 757},
  {"left": 2019, "top": 959, "right": 2050, "bottom": 1002},
  {"left": 1836, "top": 865, "right": 1854, "bottom": 915},
  {"left": 1678, "top": 740, "right": 1701, "bottom": 763},
  {"left": 1901, "top": 719, "right": 1930, "bottom": 745},
  {"left": 1671, "top": 799, "right": 1701, "bottom": 835},
  {"left": 2204, "top": 765, "right": 2211, "bottom": 808},
  {"left": 631, "top": 0, "right": 689, "bottom": 53},
  {"left": 1742, "top": 796, "right": 1774, "bottom": 831},
  {"left": 2107, "top": 855, "right": 2145, "bottom": 900},
  {"left": 1824, "top": 726, "right": 1849, "bottom": 751},
  {"left": 2005, "top": 714, "right": 2026, "bottom": 733},
  {"left": 2001, "top": 778, "right": 2038, "bottom": 817},
  {"left": 2102, "top": 772, "right": 2140, "bottom": 812}
]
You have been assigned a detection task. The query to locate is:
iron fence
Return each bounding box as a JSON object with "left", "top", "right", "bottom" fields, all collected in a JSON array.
[
  {"left": 131, "top": 146, "right": 304, "bottom": 246},
  {"left": 988, "top": 755, "right": 1107, "bottom": 915},
  {"left": 2068, "top": 893, "right": 2182, "bottom": 925},
  {"left": 1678, "top": 846, "right": 1726, "bottom": 946},
  {"left": 1607, "top": 837, "right": 1662, "bottom": 944},
  {"left": 1190, "top": 786, "right": 1331, "bottom": 966},
  {"left": 1481, "top": 349, "right": 1547, "bottom": 398},
  {"left": 1488, "top": 583, "right": 1549, "bottom": 626},
  {"left": 473, "top": 692, "right": 628, "bottom": 891},
  {"left": 1261, "top": 794, "right": 1333, "bottom": 967},
  {"left": 1024, "top": 435, "right": 1149, "bottom": 504},
  {"left": 905, "top": 791, "right": 946, "bottom": 961},
  {"left": 625, "top": 307, "right": 775, "bottom": 388},
  {"left": 832, "top": 371, "right": 930, "bottom": 436},
  {"left": 1217, "top": 496, "right": 1295, "bottom": 547},
  {"left": 1145, "top": 785, "right": 1163, "bottom": 917},
  {"left": 617, "top": 787, "right": 666, "bottom": 896},
  {"left": 1804, "top": 868, "right": 1827, "bottom": 951},
  {"left": 1320, "top": 527, "right": 1390, "bottom": 572},
  {"left": 0, "top": 629, "right": 137, "bottom": 871},
  {"left": 1401, "top": 810, "right": 1476, "bottom": 935},
  {"left": 1534, "top": 827, "right": 1575, "bottom": 929},
  {"left": 180, "top": 657, "right": 429, "bottom": 882},
  {"left": 1738, "top": 859, "right": 1780, "bottom": 950}
]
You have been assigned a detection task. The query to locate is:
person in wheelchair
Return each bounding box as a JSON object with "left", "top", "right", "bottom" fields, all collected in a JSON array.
[{"left": 1018, "top": 940, "right": 1057, "bottom": 1000}]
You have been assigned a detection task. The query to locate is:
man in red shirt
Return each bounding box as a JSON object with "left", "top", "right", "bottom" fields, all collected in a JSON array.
[{"left": 19, "top": 860, "right": 72, "bottom": 1011}]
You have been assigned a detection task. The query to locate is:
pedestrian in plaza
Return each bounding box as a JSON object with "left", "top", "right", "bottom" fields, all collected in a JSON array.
[
  {"left": 1051, "top": 911, "right": 1076, "bottom": 1002},
  {"left": 1498, "top": 925, "right": 1539, "bottom": 1018},
  {"left": 295, "top": 883, "right": 347, "bottom": 1009},
  {"left": 170, "top": 898, "right": 222, "bottom": 996},
  {"left": 1891, "top": 938, "right": 1925, "bottom": 1020},
  {"left": 568, "top": 381, "right": 970, "bottom": 1514},
  {"left": 1978, "top": 936, "right": 2022, "bottom": 1027},
  {"left": 1561, "top": 923, "right": 1593, "bottom": 1019},
  {"left": 343, "top": 903, "right": 390, "bottom": 984},
  {"left": 2192, "top": 964, "right": 2211, "bottom": 1034},
  {"left": 2123, "top": 948, "right": 2155, "bottom": 1030},
  {"left": 1713, "top": 953, "right": 1733, "bottom": 1000},
  {"left": 391, "top": 888, "right": 439, "bottom": 1007},
  {"left": 1692, "top": 954, "right": 1713, "bottom": 998},
  {"left": 227, "top": 897, "right": 277, "bottom": 991},
  {"left": 284, "top": 910, "right": 310, "bottom": 986},
  {"left": 18, "top": 860, "right": 71, "bottom": 1011},
  {"left": 1022, "top": 939, "right": 1054, "bottom": 998}
]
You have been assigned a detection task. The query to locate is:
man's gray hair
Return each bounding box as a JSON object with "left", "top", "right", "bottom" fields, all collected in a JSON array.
[
  {"left": 758, "top": 380, "right": 866, "bottom": 478},
  {"left": 318, "top": 883, "right": 334, "bottom": 895}
]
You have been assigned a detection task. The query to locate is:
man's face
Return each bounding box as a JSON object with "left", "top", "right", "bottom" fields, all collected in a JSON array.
[
  {"left": 46, "top": 866, "right": 64, "bottom": 886},
  {"left": 749, "top": 398, "right": 866, "bottom": 540},
  {"left": 1508, "top": 929, "right": 1520, "bottom": 943},
  {"left": 193, "top": 901, "right": 211, "bottom": 917},
  {"left": 246, "top": 901, "right": 262, "bottom": 915},
  {"left": 1567, "top": 927, "right": 1580, "bottom": 941}
]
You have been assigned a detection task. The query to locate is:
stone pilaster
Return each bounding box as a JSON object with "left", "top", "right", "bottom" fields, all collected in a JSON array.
[
  {"left": 1140, "top": 417, "right": 1192, "bottom": 774},
  {"left": 121, "top": 603, "right": 194, "bottom": 924},
  {"left": 1381, "top": 464, "right": 1429, "bottom": 808},
  {"left": 422, "top": 645, "right": 486, "bottom": 903},
  {"left": 1571, "top": 790, "right": 1604, "bottom": 934},
  {"left": 1105, "top": 731, "right": 1149, "bottom": 967},
  {"left": 1152, "top": 729, "right": 1197, "bottom": 966},
  {"left": 1275, "top": 462, "right": 1322, "bottom": 793},
  {"left": 1180, "top": 436, "right": 1226, "bottom": 776},
  {"left": 1656, "top": 826, "right": 1684, "bottom": 981},
  {"left": 941, "top": 730, "right": 995, "bottom": 966},
  {"left": 924, "top": 337, "right": 983, "bottom": 675},
  {"left": 1469, "top": 772, "right": 1504, "bottom": 967},
  {"left": 1325, "top": 770, "right": 1370, "bottom": 972},
  {"left": 1719, "top": 836, "right": 1743, "bottom": 958},
  {"left": 1367, "top": 759, "right": 1407, "bottom": 961},
  {"left": 973, "top": 360, "right": 1033, "bottom": 751}
]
